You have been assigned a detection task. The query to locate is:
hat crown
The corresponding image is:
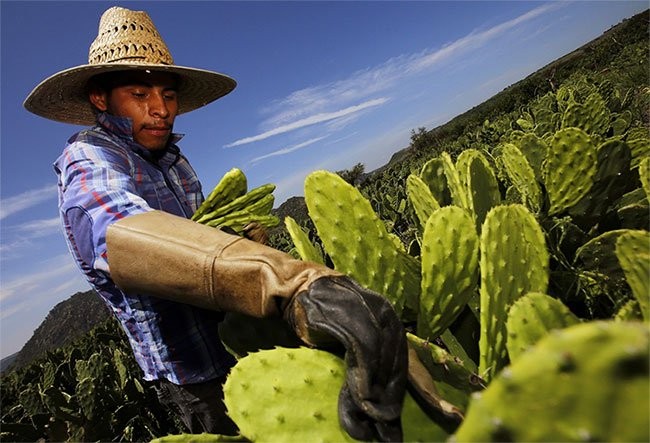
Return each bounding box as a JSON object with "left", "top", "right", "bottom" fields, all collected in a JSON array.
[{"left": 88, "top": 6, "right": 173, "bottom": 66}]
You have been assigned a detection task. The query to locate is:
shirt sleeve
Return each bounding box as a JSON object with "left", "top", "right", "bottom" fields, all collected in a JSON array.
[{"left": 55, "top": 140, "right": 152, "bottom": 276}]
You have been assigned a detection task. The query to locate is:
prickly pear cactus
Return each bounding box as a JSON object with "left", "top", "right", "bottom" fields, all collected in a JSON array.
[
  {"left": 304, "top": 170, "right": 421, "bottom": 317},
  {"left": 223, "top": 347, "right": 355, "bottom": 442},
  {"left": 453, "top": 321, "right": 649, "bottom": 442},
  {"left": 543, "top": 127, "right": 597, "bottom": 216},
  {"left": 479, "top": 204, "right": 549, "bottom": 381},
  {"left": 561, "top": 91, "right": 611, "bottom": 136},
  {"left": 418, "top": 206, "right": 479, "bottom": 340},
  {"left": 441, "top": 152, "right": 471, "bottom": 211},
  {"left": 420, "top": 157, "right": 451, "bottom": 206},
  {"left": 284, "top": 216, "right": 325, "bottom": 265},
  {"left": 566, "top": 138, "right": 631, "bottom": 226},
  {"left": 223, "top": 347, "right": 448, "bottom": 442},
  {"left": 640, "top": 157, "right": 650, "bottom": 201},
  {"left": 515, "top": 133, "right": 548, "bottom": 181},
  {"left": 500, "top": 143, "right": 542, "bottom": 213},
  {"left": 506, "top": 292, "right": 580, "bottom": 362},
  {"left": 406, "top": 173, "right": 440, "bottom": 230},
  {"left": 615, "top": 230, "right": 650, "bottom": 321},
  {"left": 466, "top": 152, "right": 501, "bottom": 231}
]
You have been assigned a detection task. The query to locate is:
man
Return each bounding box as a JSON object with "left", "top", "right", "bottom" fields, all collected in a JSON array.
[{"left": 24, "top": 6, "right": 407, "bottom": 441}]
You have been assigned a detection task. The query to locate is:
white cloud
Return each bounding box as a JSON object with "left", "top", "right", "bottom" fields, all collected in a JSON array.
[
  {"left": 0, "top": 184, "right": 58, "bottom": 220},
  {"left": 0, "top": 253, "right": 79, "bottom": 304},
  {"left": 250, "top": 136, "right": 327, "bottom": 164},
  {"left": 232, "top": 2, "right": 563, "bottom": 148},
  {"left": 225, "top": 98, "right": 389, "bottom": 147}
]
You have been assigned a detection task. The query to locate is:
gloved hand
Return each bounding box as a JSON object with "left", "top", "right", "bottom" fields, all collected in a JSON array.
[
  {"left": 287, "top": 276, "right": 408, "bottom": 441},
  {"left": 106, "top": 210, "right": 407, "bottom": 441}
]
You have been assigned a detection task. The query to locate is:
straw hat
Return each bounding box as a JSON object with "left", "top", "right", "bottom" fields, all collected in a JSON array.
[{"left": 24, "top": 6, "right": 236, "bottom": 126}]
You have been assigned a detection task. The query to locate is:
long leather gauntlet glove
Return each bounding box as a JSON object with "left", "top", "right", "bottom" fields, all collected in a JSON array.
[{"left": 106, "top": 210, "right": 407, "bottom": 441}]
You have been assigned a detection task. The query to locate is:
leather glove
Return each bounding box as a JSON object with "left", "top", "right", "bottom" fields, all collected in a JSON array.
[
  {"left": 287, "top": 276, "right": 408, "bottom": 441},
  {"left": 106, "top": 210, "right": 407, "bottom": 441}
]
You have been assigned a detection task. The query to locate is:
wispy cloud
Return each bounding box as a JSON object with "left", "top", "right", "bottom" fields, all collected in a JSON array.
[
  {"left": 228, "top": 2, "right": 563, "bottom": 148},
  {"left": 0, "top": 253, "right": 79, "bottom": 305},
  {"left": 225, "top": 98, "right": 389, "bottom": 147},
  {"left": 1, "top": 216, "right": 62, "bottom": 257},
  {"left": 250, "top": 136, "right": 327, "bottom": 164},
  {"left": 0, "top": 184, "right": 58, "bottom": 220}
]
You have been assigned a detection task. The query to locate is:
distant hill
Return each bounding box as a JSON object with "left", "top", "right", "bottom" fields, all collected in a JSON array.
[{"left": 6, "top": 290, "right": 110, "bottom": 372}]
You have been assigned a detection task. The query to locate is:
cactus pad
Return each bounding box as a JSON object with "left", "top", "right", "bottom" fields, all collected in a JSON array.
[
  {"left": 467, "top": 152, "right": 501, "bottom": 230},
  {"left": 506, "top": 292, "right": 580, "bottom": 362},
  {"left": 284, "top": 216, "right": 325, "bottom": 265},
  {"left": 500, "top": 143, "right": 542, "bottom": 213},
  {"left": 615, "top": 230, "right": 650, "bottom": 321},
  {"left": 420, "top": 157, "right": 451, "bottom": 206},
  {"left": 304, "top": 170, "right": 421, "bottom": 317},
  {"left": 454, "top": 321, "right": 649, "bottom": 442},
  {"left": 419, "top": 206, "right": 479, "bottom": 340},
  {"left": 407, "top": 173, "right": 441, "bottom": 230},
  {"left": 543, "top": 127, "right": 597, "bottom": 216},
  {"left": 479, "top": 204, "right": 549, "bottom": 381}
]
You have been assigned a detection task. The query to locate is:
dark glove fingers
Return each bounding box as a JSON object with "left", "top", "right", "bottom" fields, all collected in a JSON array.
[{"left": 293, "top": 276, "right": 408, "bottom": 425}]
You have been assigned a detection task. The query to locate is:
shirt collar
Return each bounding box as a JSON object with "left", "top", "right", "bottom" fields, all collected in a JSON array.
[{"left": 95, "top": 112, "right": 184, "bottom": 146}]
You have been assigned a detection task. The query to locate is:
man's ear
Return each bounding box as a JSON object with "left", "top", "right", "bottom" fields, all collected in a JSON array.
[{"left": 89, "top": 89, "right": 109, "bottom": 112}]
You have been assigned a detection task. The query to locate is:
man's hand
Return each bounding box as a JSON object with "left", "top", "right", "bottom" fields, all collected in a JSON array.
[{"left": 287, "top": 276, "right": 408, "bottom": 442}]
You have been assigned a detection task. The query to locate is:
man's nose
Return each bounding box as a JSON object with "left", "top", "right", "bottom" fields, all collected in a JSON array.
[{"left": 149, "top": 93, "right": 169, "bottom": 118}]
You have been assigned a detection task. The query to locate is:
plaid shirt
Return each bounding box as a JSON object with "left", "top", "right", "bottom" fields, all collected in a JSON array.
[{"left": 54, "top": 112, "right": 236, "bottom": 384}]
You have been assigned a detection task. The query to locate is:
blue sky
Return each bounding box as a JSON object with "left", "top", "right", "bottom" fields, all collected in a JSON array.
[{"left": 1, "top": 1, "right": 646, "bottom": 359}]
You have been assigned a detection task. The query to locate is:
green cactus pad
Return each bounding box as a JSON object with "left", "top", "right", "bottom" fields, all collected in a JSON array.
[
  {"left": 406, "top": 173, "right": 441, "bottom": 230},
  {"left": 516, "top": 133, "right": 548, "bottom": 180},
  {"left": 479, "top": 205, "right": 549, "bottom": 381},
  {"left": 304, "top": 170, "right": 422, "bottom": 317},
  {"left": 441, "top": 152, "right": 471, "bottom": 211},
  {"left": 284, "top": 216, "right": 325, "bottom": 265},
  {"left": 574, "top": 229, "right": 636, "bottom": 296},
  {"left": 419, "top": 206, "right": 479, "bottom": 340},
  {"left": 615, "top": 230, "right": 650, "bottom": 321},
  {"left": 627, "top": 137, "right": 649, "bottom": 169},
  {"left": 640, "top": 157, "right": 650, "bottom": 202},
  {"left": 500, "top": 143, "right": 542, "bottom": 213},
  {"left": 561, "top": 92, "right": 610, "bottom": 136},
  {"left": 466, "top": 152, "right": 501, "bottom": 231},
  {"left": 420, "top": 157, "right": 451, "bottom": 206},
  {"left": 566, "top": 139, "right": 631, "bottom": 227},
  {"left": 454, "top": 321, "right": 650, "bottom": 442},
  {"left": 543, "top": 127, "right": 598, "bottom": 215},
  {"left": 224, "top": 346, "right": 447, "bottom": 442},
  {"left": 224, "top": 347, "right": 353, "bottom": 442},
  {"left": 506, "top": 292, "right": 580, "bottom": 362}
]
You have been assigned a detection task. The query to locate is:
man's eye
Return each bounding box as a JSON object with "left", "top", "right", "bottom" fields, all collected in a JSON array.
[
  {"left": 132, "top": 92, "right": 146, "bottom": 98},
  {"left": 164, "top": 93, "right": 177, "bottom": 100}
]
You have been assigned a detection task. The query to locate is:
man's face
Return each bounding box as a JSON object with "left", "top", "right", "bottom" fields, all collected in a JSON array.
[{"left": 89, "top": 71, "right": 179, "bottom": 151}]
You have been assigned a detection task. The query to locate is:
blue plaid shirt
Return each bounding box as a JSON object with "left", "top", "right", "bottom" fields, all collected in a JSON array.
[{"left": 54, "top": 112, "right": 236, "bottom": 384}]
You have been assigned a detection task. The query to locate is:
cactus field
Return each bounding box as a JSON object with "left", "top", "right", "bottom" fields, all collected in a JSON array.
[{"left": 2, "top": 11, "right": 649, "bottom": 443}]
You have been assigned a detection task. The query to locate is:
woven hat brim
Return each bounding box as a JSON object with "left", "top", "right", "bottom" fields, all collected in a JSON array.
[{"left": 24, "top": 63, "right": 237, "bottom": 126}]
